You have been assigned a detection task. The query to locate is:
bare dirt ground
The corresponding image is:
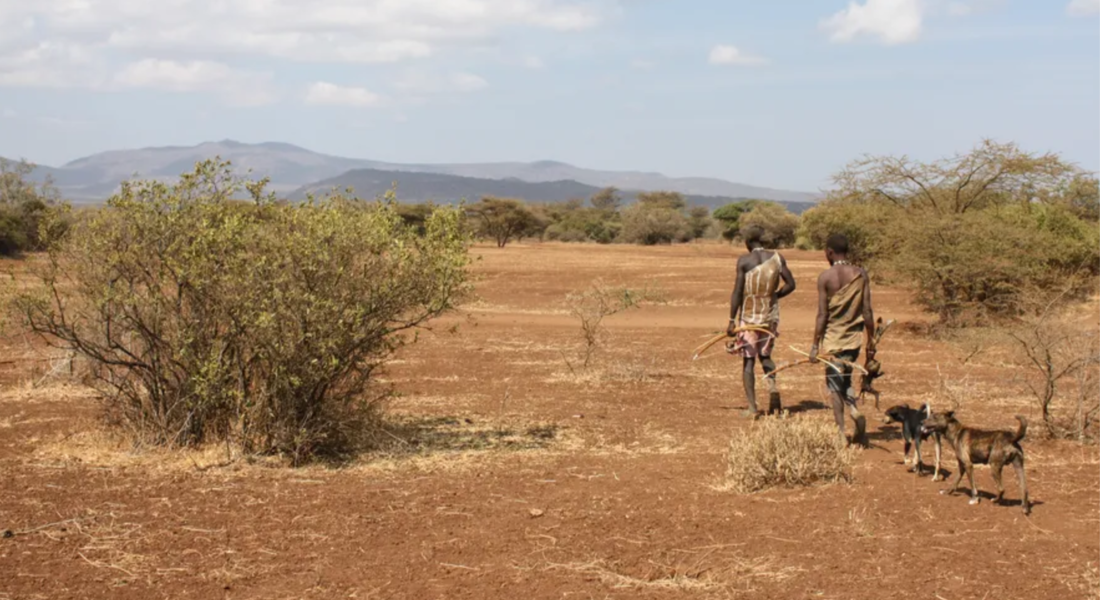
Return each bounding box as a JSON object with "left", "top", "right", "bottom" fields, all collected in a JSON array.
[{"left": 1, "top": 243, "right": 1097, "bottom": 600}]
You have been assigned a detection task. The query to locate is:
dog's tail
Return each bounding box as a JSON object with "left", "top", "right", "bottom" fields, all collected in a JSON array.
[{"left": 1012, "top": 415, "right": 1028, "bottom": 444}]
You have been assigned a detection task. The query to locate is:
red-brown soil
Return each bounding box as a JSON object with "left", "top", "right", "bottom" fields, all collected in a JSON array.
[{"left": 0, "top": 243, "right": 1096, "bottom": 600}]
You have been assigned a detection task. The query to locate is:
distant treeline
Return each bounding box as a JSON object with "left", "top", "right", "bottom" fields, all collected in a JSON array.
[{"left": 429, "top": 188, "right": 802, "bottom": 249}]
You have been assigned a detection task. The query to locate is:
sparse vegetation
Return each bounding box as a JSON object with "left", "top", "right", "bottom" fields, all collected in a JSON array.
[
  {"left": 1008, "top": 300, "right": 1100, "bottom": 442},
  {"left": 535, "top": 197, "right": 622, "bottom": 244},
  {"left": 618, "top": 200, "right": 690, "bottom": 245},
  {"left": 725, "top": 414, "right": 857, "bottom": 493},
  {"left": 564, "top": 279, "right": 660, "bottom": 370},
  {"left": 737, "top": 202, "right": 800, "bottom": 248},
  {"left": 13, "top": 158, "right": 473, "bottom": 463},
  {"left": 801, "top": 139, "right": 1100, "bottom": 325},
  {"left": 0, "top": 157, "right": 71, "bottom": 256},
  {"left": 467, "top": 196, "right": 540, "bottom": 248},
  {"left": 712, "top": 199, "right": 770, "bottom": 241}
]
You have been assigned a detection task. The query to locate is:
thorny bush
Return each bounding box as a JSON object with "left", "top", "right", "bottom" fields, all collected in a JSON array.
[
  {"left": 14, "top": 159, "right": 473, "bottom": 463},
  {"left": 725, "top": 414, "right": 857, "bottom": 493}
]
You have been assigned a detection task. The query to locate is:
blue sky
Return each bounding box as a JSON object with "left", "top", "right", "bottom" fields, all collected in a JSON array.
[{"left": 0, "top": 0, "right": 1097, "bottom": 192}]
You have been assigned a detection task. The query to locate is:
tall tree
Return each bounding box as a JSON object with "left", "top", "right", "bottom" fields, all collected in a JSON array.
[
  {"left": 590, "top": 186, "right": 622, "bottom": 212},
  {"left": 830, "top": 138, "right": 1090, "bottom": 215},
  {"left": 466, "top": 196, "right": 538, "bottom": 248},
  {"left": 636, "top": 191, "right": 686, "bottom": 211}
]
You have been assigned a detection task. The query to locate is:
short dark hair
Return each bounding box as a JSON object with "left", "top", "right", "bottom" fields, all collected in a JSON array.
[
  {"left": 825, "top": 233, "right": 849, "bottom": 254},
  {"left": 743, "top": 225, "right": 766, "bottom": 246}
]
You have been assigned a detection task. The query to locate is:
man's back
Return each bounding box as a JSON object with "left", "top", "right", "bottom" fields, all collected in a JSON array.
[
  {"left": 818, "top": 263, "right": 870, "bottom": 355},
  {"left": 737, "top": 250, "right": 784, "bottom": 325},
  {"left": 821, "top": 263, "right": 864, "bottom": 298}
]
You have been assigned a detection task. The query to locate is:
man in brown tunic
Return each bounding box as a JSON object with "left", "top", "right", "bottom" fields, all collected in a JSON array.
[
  {"left": 726, "top": 225, "right": 796, "bottom": 417},
  {"left": 809, "top": 233, "right": 877, "bottom": 446}
]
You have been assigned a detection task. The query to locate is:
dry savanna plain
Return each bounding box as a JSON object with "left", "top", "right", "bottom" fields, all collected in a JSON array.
[{"left": 0, "top": 242, "right": 1097, "bottom": 600}]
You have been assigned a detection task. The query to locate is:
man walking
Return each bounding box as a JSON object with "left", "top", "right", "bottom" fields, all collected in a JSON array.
[
  {"left": 726, "top": 225, "right": 796, "bottom": 418},
  {"left": 810, "top": 233, "right": 877, "bottom": 446}
]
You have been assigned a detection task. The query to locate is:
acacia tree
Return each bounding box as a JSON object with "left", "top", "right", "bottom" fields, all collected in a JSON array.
[
  {"left": 466, "top": 196, "right": 539, "bottom": 248},
  {"left": 636, "top": 190, "right": 687, "bottom": 211},
  {"left": 590, "top": 187, "right": 622, "bottom": 212},
  {"left": 830, "top": 138, "right": 1093, "bottom": 215},
  {"left": 687, "top": 206, "right": 713, "bottom": 240},
  {"left": 712, "top": 199, "right": 768, "bottom": 240},
  {"left": 820, "top": 139, "right": 1099, "bottom": 324}
]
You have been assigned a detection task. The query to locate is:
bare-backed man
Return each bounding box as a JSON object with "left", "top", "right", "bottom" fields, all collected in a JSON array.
[
  {"left": 726, "top": 225, "right": 796, "bottom": 417},
  {"left": 810, "top": 233, "right": 876, "bottom": 446}
]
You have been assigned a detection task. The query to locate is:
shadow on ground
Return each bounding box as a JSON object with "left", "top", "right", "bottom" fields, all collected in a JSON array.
[{"left": 371, "top": 415, "right": 562, "bottom": 457}]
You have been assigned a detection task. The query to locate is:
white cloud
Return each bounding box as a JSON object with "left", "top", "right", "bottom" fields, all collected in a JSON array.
[
  {"left": 304, "top": 82, "right": 384, "bottom": 108},
  {"left": 521, "top": 55, "right": 545, "bottom": 69},
  {"left": 394, "top": 71, "right": 489, "bottom": 94},
  {"left": 708, "top": 45, "right": 768, "bottom": 66},
  {"left": 1067, "top": 0, "right": 1100, "bottom": 15},
  {"left": 0, "top": 1, "right": 613, "bottom": 103},
  {"left": 0, "top": 41, "right": 101, "bottom": 88},
  {"left": 1, "top": 107, "right": 15, "bottom": 118},
  {"left": 820, "top": 0, "right": 924, "bottom": 45},
  {"left": 113, "top": 59, "right": 278, "bottom": 106},
  {"left": 630, "top": 59, "right": 655, "bottom": 70},
  {"left": 451, "top": 72, "right": 489, "bottom": 92},
  {"left": 0, "top": 1, "right": 608, "bottom": 66}
]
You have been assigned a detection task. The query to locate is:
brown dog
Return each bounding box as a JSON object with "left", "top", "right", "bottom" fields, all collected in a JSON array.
[{"left": 921, "top": 411, "right": 1030, "bottom": 515}]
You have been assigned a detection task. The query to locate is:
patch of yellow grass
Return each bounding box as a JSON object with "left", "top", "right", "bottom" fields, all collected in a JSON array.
[
  {"left": 723, "top": 413, "right": 858, "bottom": 494},
  {"left": 541, "top": 546, "right": 803, "bottom": 594}
]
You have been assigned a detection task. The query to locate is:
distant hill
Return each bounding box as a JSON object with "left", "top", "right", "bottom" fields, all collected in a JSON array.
[
  {"left": 293, "top": 168, "right": 816, "bottom": 214},
  {"left": 336, "top": 159, "right": 820, "bottom": 204},
  {"left": 6, "top": 140, "right": 821, "bottom": 205}
]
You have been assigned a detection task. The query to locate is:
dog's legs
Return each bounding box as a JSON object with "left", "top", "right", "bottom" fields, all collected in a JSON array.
[
  {"left": 943, "top": 458, "right": 965, "bottom": 496},
  {"left": 931, "top": 435, "right": 942, "bottom": 482},
  {"left": 966, "top": 459, "right": 980, "bottom": 506},
  {"left": 1012, "top": 454, "right": 1030, "bottom": 515},
  {"left": 991, "top": 460, "right": 1006, "bottom": 504},
  {"left": 913, "top": 436, "right": 924, "bottom": 475},
  {"left": 902, "top": 429, "right": 912, "bottom": 467}
]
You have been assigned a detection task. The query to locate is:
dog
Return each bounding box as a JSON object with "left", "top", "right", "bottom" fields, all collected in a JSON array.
[
  {"left": 882, "top": 403, "right": 942, "bottom": 480},
  {"left": 921, "top": 410, "right": 1030, "bottom": 515}
]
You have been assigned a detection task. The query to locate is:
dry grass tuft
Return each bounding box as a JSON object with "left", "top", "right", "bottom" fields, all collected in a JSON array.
[
  {"left": 543, "top": 546, "right": 802, "bottom": 594},
  {"left": 723, "top": 413, "right": 857, "bottom": 494}
]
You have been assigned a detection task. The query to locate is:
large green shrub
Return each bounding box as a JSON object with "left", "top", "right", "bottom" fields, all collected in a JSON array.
[
  {"left": 14, "top": 159, "right": 472, "bottom": 462},
  {"left": 712, "top": 200, "right": 769, "bottom": 240},
  {"left": 795, "top": 200, "right": 898, "bottom": 264},
  {"left": 534, "top": 199, "right": 622, "bottom": 244},
  {"left": 806, "top": 140, "right": 1100, "bottom": 325},
  {"left": 618, "top": 203, "right": 690, "bottom": 245},
  {"left": 0, "top": 158, "right": 70, "bottom": 256},
  {"left": 738, "top": 203, "right": 799, "bottom": 248},
  {"left": 888, "top": 203, "right": 1099, "bottom": 323}
]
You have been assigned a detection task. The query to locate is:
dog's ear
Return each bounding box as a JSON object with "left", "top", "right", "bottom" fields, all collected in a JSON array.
[
  {"left": 921, "top": 403, "right": 931, "bottom": 417},
  {"left": 944, "top": 410, "right": 955, "bottom": 419}
]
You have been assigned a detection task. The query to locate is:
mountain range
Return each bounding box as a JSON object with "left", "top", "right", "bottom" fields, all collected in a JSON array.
[{"left": 8, "top": 140, "right": 821, "bottom": 211}]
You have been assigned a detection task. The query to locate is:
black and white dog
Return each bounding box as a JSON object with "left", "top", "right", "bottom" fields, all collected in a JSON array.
[{"left": 882, "top": 403, "right": 943, "bottom": 480}]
